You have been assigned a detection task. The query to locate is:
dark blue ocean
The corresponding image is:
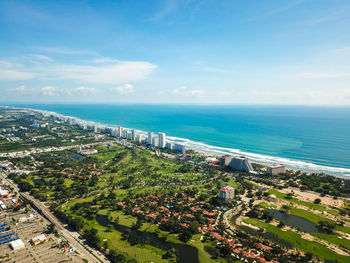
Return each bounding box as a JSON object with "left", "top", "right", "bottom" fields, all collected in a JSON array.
[{"left": 8, "top": 104, "right": 350, "bottom": 176}]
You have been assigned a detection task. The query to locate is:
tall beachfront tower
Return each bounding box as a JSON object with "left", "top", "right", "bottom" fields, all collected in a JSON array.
[
  {"left": 117, "top": 126, "right": 123, "bottom": 137},
  {"left": 147, "top": 131, "right": 153, "bottom": 145},
  {"left": 152, "top": 136, "right": 159, "bottom": 147},
  {"left": 131, "top": 129, "right": 136, "bottom": 141},
  {"left": 158, "top": 132, "right": 166, "bottom": 148}
]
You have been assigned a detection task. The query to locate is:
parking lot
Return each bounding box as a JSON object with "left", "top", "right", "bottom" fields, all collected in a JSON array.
[{"left": 0, "top": 203, "right": 84, "bottom": 263}]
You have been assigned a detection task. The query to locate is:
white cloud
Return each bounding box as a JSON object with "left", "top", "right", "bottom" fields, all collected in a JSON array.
[
  {"left": 7, "top": 85, "right": 26, "bottom": 93},
  {"left": 173, "top": 86, "right": 205, "bottom": 97},
  {"left": 56, "top": 61, "right": 156, "bottom": 84},
  {"left": 190, "top": 89, "right": 205, "bottom": 96},
  {"left": 72, "top": 86, "right": 97, "bottom": 95},
  {"left": 218, "top": 91, "right": 230, "bottom": 96},
  {"left": 0, "top": 69, "right": 35, "bottom": 80},
  {"left": 0, "top": 56, "right": 157, "bottom": 84},
  {"left": 28, "top": 54, "right": 53, "bottom": 62},
  {"left": 40, "top": 86, "right": 56, "bottom": 96},
  {"left": 7, "top": 85, "right": 57, "bottom": 96},
  {"left": 283, "top": 72, "right": 348, "bottom": 80},
  {"left": 112, "top": 84, "right": 135, "bottom": 96},
  {"left": 173, "top": 86, "right": 187, "bottom": 94},
  {"left": 38, "top": 46, "right": 98, "bottom": 56},
  {"left": 92, "top": 57, "right": 118, "bottom": 64}
]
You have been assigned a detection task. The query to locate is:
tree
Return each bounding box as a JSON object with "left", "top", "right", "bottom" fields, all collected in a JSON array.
[
  {"left": 84, "top": 228, "right": 100, "bottom": 247},
  {"left": 313, "top": 198, "right": 321, "bottom": 204},
  {"left": 277, "top": 221, "right": 285, "bottom": 228},
  {"left": 132, "top": 219, "right": 142, "bottom": 230},
  {"left": 122, "top": 229, "right": 130, "bottom": 240},
  {"left": 318, "top": 221, "right": 335, "bottom": 233},
  {"left": 47, "top": 223, "right": 57, "bottom": 234}
]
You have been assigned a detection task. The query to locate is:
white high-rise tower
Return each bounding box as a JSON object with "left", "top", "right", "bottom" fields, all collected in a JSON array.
[{"left": 158, "top": 132, "right": 166, "bottom": 148}]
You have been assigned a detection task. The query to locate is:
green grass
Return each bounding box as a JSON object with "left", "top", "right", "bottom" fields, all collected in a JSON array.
[
  {"left": 311, "top": 233, "right": 350, "bottom": 251},
  {"left": 244, "top": 218, "right": 350, "bottom": 263},
  {"left": 190, "top": 234, "right": 226, "bottom": 263},
  {"left": 268, "top": 189, "right": 326, "bottom": 212},
  {"left": 257, "top": 202, "right": 277, "bottom": 209},
  {"left": 82, "top": 210, "right": 168, "bottom": 263}
]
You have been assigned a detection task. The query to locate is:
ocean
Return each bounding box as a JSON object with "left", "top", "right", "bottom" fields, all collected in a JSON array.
[{"left": 7, "top": 104, "right": 350, "bottom": 177}]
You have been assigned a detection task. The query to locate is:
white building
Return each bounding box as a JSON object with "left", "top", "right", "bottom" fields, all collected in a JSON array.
[
  {"left": 220, "top": 155, "right": 254, "bottom": 172},
  {"left": 152, "top": 136, "right": 159, "bottom": 147},
  {"left": 136, "top": 134, "right": 144, "bottom": 143},
  {"left": 111, "top": 128, "right": 118, "bottom": 137},
  {"left": 267, "top": 164, "right": 285, "bottom": 176},
  {"left": 92, "top": 125, "right": 98, "bottom": 132},
  {"left": 10, "top": 239, "right": 25, "bottom": 250},
  {"left": 122, "top": 129, "right": 128, "bottom": 138},
  {"left": 229, "top": 156, "right": 254, "bottom": 172},
  {"left": 147, "top": 131, "right": 153, "bottom": 145},
  {"left": 117, "top": 126, "right": 123, "bottom": 137},
  {"left": 158, "top": 132, "right": 166, "bottom": 148}
]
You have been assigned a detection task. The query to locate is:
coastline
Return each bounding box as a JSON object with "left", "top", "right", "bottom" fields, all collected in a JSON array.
[{"left": 3, "top": 105, "right": 350, "bottom": 178}]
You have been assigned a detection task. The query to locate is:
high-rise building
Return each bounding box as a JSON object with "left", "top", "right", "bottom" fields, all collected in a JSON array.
[
  {"left": 131, "top": 130, "right": 136, "bottom": 141},
  {"left": 111, "top": 128, "right": 118, "bottom": 137},
  {"left": 93, "top": 125, "right": 98, "bottom": 133},
  {"left": 228, "top": 156, "right": 254, "bottom": 172},
  {"left": 158, "top": 132, "right": 166, "bottom": 148},
  {"left": 117, "top": 126, "right": 123, "bottom": 137},
  {"left": 136, "top": 134, "right": 144, "bottom": 143},
  {"left": 152, "top": 136, "right": 159, "bottom": 147},
  {"left": 126, "top": 131, "right": 132, "bottom": 140},
  {"left": 147, "top": 131, "right": 153, "bottom": 145},
  {"left": 122, "top": 129, "right": 127, "bottom": 138}
]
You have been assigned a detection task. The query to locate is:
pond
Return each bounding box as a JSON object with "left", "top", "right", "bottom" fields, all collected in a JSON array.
[
  {"left": 267, "top": 210, "right": 321, "bottom": 233},
  {"left": 96, "top": 214, "right": 199, "bottom": 263},
  {"left": 239, "top": 225, "right": 293, "bottom": 249}
]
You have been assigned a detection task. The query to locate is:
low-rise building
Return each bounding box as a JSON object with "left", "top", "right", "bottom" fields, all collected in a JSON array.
[
  {"left": 266, "top": 164, "right": 285, "bottom": 176},
  {"left": 174, "top": 143, "right": 186, "bottom": 154},
  {"left": 30, "top": 234, "right": 48, "bottom": 246},
  {"left": 219, "top": 186, "right": 235, "bottom": 201},
  {"left": 10, "top": 239, "right": 25, "bottom": 250}
]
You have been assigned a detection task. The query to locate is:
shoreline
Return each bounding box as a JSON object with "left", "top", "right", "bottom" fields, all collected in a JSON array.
[{"left": 2, "top": 105, "right": 350, "bottom": 178}]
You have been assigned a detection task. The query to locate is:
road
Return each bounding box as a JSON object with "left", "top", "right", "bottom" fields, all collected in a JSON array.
[{"left": 0, "top": 173, "right": 109, "bottom": 263}]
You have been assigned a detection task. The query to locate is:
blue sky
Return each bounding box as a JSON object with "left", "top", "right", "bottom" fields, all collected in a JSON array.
[{"left": 0, "top": 0, "right": 350, "bottom": 104}]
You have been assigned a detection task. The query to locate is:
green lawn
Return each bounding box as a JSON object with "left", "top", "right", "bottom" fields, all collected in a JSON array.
[
  {"left": 311, "top": 232, "right": 350, "bottom": 251},
  {"left": 244, "top": 218, "right": 350, "bottom": 263}
]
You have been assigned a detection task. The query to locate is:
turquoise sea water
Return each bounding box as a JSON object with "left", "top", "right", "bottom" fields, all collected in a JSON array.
[{"left": 8, "top": 104, "right": 350, "bottom": 176}]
